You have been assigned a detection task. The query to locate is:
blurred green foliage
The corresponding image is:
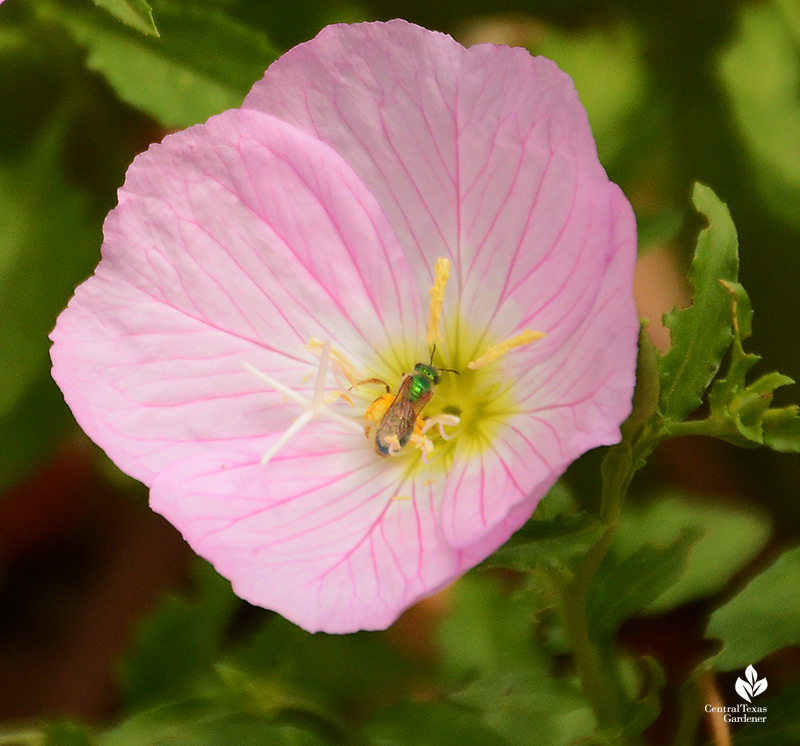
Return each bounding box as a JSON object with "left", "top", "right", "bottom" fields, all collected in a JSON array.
[{"left": 2, "top": 0, "right": 800, "bottom": 744}]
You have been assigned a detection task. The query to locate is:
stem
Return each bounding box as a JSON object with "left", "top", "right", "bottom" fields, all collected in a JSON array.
[{"left": 559, "top": 434, "right": 656, "bottom": 743}]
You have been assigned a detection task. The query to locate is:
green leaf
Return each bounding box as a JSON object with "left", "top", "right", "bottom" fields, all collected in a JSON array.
[
  {"left": 437, "top": 575, "right": 594, "bottom": 746},
  {"left": 707, "top": 545, "right": 800, "bottom": 670},
  {"left": 763, "top": 409, "right": 800, "bottom": 451},
  {"left": 47, "top": 0, "right": 279, "bottom": 128},
  {"left": 659, "top": 183, "right": 740, "bottom": 422},
  {"left": 735, "top": 682, "right": 800, "bottom": 745},
  {"left": 698, "top": 277, "right": 800, "bottom": 450},
  {"left": 43, "top": 722, "right": 97, "bottom": 746},
  {"left": 587, "top": 529, "right": 699, "bottom": 638},
  {"left": 119, "top": 559, "right": 241, "bottom": 710},
  {"left": 533, "top": 22, "right": 647, "bottom": 169},
  {"left": 718, "top": 0, "right": 800, "bottom": 231},
  {"left": 0, "top": 103, "right": 101, "bottom": 490},
  {"left": 620, "top": 328, "right": 660, "bottom": 449},
  {"left": 482, "top": 513, "right": 603, "bottom": 576},
  {"left": 234, "top": 616, "right": 414, "bottom": 714},
  {"left": 362, "top": 702, "right": 509, "bottom": 746},
  {"left": 101, "top": 697, "right": 329, "bottom": 746},
  {"left": 482, "top": 480, "right": 602, "bottom": 576},
  {"left": 91, "top": 0, "right": 159, "bottom": 36},
  {"left": 611, "top": 492, "right": 771, "bottom": 613},
  {"left": 618, "top": 656, "right": 666, "bottom": 740}
]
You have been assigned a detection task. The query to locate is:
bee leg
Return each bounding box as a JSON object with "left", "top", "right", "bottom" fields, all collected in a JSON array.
[{"left": 352, "top": 377, "right": 391, "bottom": 393}]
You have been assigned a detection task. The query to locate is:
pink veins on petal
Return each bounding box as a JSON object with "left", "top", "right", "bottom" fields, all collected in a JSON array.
[{"left": 50, "top": 20, "right": 639, "bottom": 633}]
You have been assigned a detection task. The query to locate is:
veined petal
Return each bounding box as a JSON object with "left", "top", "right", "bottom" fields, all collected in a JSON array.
[
  {"left": 51, "top": 107, "right": 423, "bottom": 484},
  {"left": 484, "top": 185, "right": 639, "bottom": 451},
  {"left": 244, "top": 20, "right": 616, "bottom": 344},
  {"left": 149, "top": 427, "right": 527, "bottom": 633},
  {"left": 439, "top": 415, "right": 562, "bottom": 548}
]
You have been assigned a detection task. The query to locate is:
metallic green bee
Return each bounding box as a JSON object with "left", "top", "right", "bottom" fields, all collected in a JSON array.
[{"left": 362, "top": 350, "right": 458, "bottom": 456}]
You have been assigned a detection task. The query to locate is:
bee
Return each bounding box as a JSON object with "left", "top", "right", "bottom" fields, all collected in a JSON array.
[{"left": 361, "top": 349, "right": 457, "bottom": 456}]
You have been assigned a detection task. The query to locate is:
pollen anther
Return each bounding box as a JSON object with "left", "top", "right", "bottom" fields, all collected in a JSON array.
[
  {"left": 467, "top": 329, "right": 546, "bottom": 370},
  {"left": 426, "top": 257, "right": 450, "bottom": 346}
]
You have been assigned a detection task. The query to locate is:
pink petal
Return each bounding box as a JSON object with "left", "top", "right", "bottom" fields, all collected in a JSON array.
[
  {"left": 149, "top": 426, "right": 534, "bottom": 633},
  {"left": 247, "top": 21, "right": 637, "bottom": 546},
  {"left": 244, "top": 20, "right": 622, "bottom": 342},
  {"left": 51, "top": 107, "right": 423, "bottom": 484},
  {"left": 440, "top": 416, "right": 563, "bottom": 548}
]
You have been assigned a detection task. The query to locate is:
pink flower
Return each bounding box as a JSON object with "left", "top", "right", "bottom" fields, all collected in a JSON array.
[{"left": 50, "top": 21, "right": 638, "bottom": 633}]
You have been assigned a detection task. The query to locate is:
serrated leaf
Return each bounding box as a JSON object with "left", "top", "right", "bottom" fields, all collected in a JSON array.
[
  {"left": 91, "top": 0, "right": 159, "bottom": 36},
  {"left": 763, "top": 410, "right": 800, "bottom": 451},
  {"left": 659, "top": 183, "right": 740, "bottom": 422},
  {"left": 587, "top": 529, "right": 699, "bottom": 638},
  {"left": 47, "top": 0, "right": 278, "bottom": 128},
  {"left": 707, "top": 545, "right": 800, "bottom": 670},
  {"left": 612, "top": 492, "right": 771, "bottom": 613}
]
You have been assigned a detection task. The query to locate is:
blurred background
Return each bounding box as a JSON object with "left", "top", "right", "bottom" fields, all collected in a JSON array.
[{"left": 1, "top": 0, "right": 799, "bottom": 741}]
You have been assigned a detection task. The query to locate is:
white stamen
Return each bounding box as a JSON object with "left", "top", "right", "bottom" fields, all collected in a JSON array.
[
  {"left": 420, "top": 414, "right": 460, "bottom": 439},
  {"left": 244, "top": 339, "right": 365, "bottom": 465}
]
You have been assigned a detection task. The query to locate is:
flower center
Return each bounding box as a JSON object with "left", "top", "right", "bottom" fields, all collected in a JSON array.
[{"left": 244, "top": 258, "right": 544, "bottom": 468}]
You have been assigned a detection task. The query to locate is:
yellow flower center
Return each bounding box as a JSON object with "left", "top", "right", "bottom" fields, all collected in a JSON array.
[{"left": 245, "top": 258, "right": 544, "bottom": 470}]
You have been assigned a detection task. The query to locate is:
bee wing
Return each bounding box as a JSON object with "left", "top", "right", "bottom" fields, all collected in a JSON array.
[
  {"left": 374, "top": 375, "right": 431, "bottom": 452},
  {"left": 376, "top": 378, "right": 415, "bottom": 436}
]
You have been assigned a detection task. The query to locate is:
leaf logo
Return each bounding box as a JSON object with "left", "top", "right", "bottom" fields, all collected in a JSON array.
[{"left": 735, "top": 665, "right": 768, "bottom": 702}]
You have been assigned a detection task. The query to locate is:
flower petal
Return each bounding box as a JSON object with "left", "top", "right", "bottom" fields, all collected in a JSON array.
[
  {"left": 150, "top": 426, "right": 532, "bottom": 633},
  {"left": 244, "top": 20, "right": 616, "bottom": 342},
  {"left": 51, "top": 107, "right": 423, "bottom": 483},
  {"left": 509, "top": 186, "right": 639, "bottom": 448},
  {"left": 439, "top": 415, "right": 561, "bottom": 548}
]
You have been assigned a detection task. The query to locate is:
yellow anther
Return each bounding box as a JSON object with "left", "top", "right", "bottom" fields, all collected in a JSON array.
[
  {"left": 391, "top": 494, "right": 413, "bottom": 501},
  {"left": 467, "top": 329, "right": 546, "bottom": 370},
  {"left": 325, "top": 390, "right": 354, "bottom": 407},
  {"left": 426, "top": 257, "right": 450, "bottom": 347},
  {"left": 306, "top": 337, "right": 363, "bottom": 387}
]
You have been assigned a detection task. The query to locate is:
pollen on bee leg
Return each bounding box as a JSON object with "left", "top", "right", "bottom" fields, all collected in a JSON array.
[
  {"left": 426, "top": 257, "right": 450, "bottom": 346},
  {"left": 363, "top": 393, "right": 395, "bottom": 438},
  {"left": 467, "top": 329, "right": 546, "bottom": 370}
]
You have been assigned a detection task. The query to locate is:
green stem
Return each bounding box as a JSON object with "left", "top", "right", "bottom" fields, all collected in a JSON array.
[
  {"left": 559, "top": 434, "right": 656, "bottom": 743},
  {"left": 561, "top": 446, "right": 632, "bottom": 734}
]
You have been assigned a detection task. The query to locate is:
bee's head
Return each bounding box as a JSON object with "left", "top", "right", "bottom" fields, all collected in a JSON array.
[{"left": 413, "top": 362, "right": 440, "bottom": 385}]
